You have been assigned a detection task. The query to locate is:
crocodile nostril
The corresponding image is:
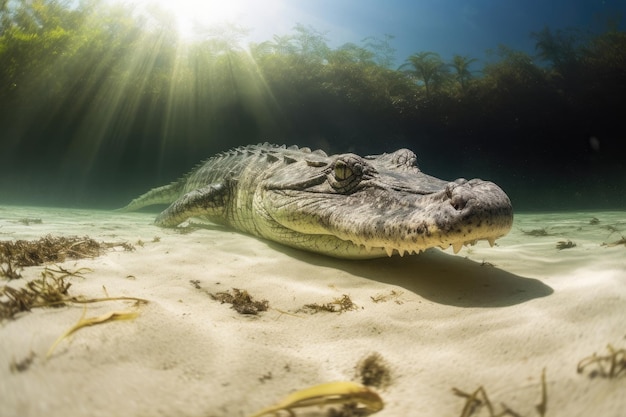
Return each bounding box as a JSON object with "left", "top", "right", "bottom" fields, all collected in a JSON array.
[{"left": 450, "top": 195, "right": 467, "bottom": 211}]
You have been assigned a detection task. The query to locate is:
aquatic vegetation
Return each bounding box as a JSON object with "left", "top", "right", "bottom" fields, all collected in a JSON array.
[
  {"left": 9, "top": 351, "right": 36, "bottom": 373},
  {"left": 258, "top": 372, "right": 273, "bottom": 384},
  {"left": 0, "top": 266, "right": 147, "bottom": 320},
  {"left": 210, "top": 288, "right": 269, "bottom": 315},
  {"left": 114, "top": 242, "right": 136, "bottom": 252},
  {"left": 399, "top": 51, "right": 449, "bottom": 98},
  {"left": 0, "top": 259, "right": 22, "bottom": 280},
  {"left": 190, "top": 280, "right": 275, "bottom": 315},
  {"left": 17, "top": 218, "right": 42, "bottom": 226},
  {"left": 0, "top": 235, "right": 136, "bottom": 281},
  {"left": 300, "top": 294, "right": 358, "bottom": 314},
  {"left": 450, "top": 55, "right": 478, "bottom": 94},
  {"left": 355, "top": 353, "right": 392, "bottom": 390},
  {"left": 531, "top": 26, "right": 583, "bottom": 74},
  {"left": 521, "top": 228, "right": 550, "bottom": 237},
  {"left": 370, "top": 290, "right": 404, "bottom": 304},
  {"left": 602, "top": 236, "right": 626, "bottom": 248},
  {"left": 602, "top": 224, "right": 622, "bottom": 234},
  {"left": 47, "top": 308, "right": 141, "bottom": 358},
  {"left": 555, "top": 240, "right": 576, "bottom": 250},
  {"left": 0, "top": 235, "right": 102, "bottom": 273},
  {"left": 0, "top": 268, "right": 73, "bottom": 320},
  {"left": 327, "top": 402, "right": 377, "bottom": 417},
  {"left": 247, "top": 381, "right": 383, "bottom": 417},
  {"left": 453, "top": 368, "right": 547, "bottom": 417},
  {"left": 577, "top": 344, "right": 626, "bottom": 378}
]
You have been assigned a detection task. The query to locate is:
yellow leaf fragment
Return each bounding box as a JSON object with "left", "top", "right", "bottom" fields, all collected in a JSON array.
[
  {"left": 248, "top": 381, "right": 384, "bottom": 417},
  {"left": 46, "top": 309, "right": 139, "bottom": 358}
]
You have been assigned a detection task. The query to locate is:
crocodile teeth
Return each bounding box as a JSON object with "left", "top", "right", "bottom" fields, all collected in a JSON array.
[
  {"left": 384, "top": 247, "right": 394, "bottom": 257},
  {"left": 488, "top": 237, "right": 496, "bottom": 247},
  {"left": 452, "top": 242, "right": 463, "bottom": 254}
]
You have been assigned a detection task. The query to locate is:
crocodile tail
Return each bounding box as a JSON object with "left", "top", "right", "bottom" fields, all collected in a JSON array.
[{"left": 116, "top": 182, "right": 184, "bottom": 212}]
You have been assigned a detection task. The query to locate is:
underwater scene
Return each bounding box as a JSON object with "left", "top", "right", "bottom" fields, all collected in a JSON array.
[{"left": 1, "top": 1, "right": 625, "bottom": 416}]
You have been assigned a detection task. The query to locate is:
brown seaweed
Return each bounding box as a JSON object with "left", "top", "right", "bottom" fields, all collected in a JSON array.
[
  {"left": 521, "top": 228, "right": 550, "bottom": 237},
  {"left": 602, "top": 236, "right": 626, "bottom": 248},
  {"left": 0, "top": 270, "right": 72, "bottom": 319},
  {"left": 210, "top": 288, "right": 269, "bottom": 315},
  {"left": 577, "top": 344, "right": 626, "bottom": 378},
  {"left": 355, "top": 353, "right": 392, "bottom": 389},
  {"left": 0, "top": 235, "right": 102, "bottom": 269},
  {"left": 0, "top": 235, "right": 135, "bottom": 280},
  {"left": 1, "top": 266, "right": 147, "bottom": 320},
  {"left": 301, "top": 294, "right": 358, "bottom": 314},
  {"left": 555, "top": 240, "right": 576, "bottom": 250},
  {"left": 9, "top": 351, "right": 36, "bottom": 373},
  {"left": 370, "top": 290, "right": 404, "bottom": 305},
  {"left": 453, "top": 368, "right": 547, "bottom": 417},
  {"left": 17, "top": 218, "right": 43, "bottom": 226}
]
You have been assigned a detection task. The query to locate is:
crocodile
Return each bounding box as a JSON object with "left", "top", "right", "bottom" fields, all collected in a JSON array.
[{"left": 119, "top": 143, "right": 513, "bottom": 259}]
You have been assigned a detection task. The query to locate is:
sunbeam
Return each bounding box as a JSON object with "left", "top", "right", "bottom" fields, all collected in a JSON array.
[
  {"left": 135, "top": 0, "right": 245, "bottom": 39},
  {"left": 2, "top": 0, "right": 624, "bottom": 211},
  {"left": 0, "top": 0, "right": 288, "bottom": 204}
]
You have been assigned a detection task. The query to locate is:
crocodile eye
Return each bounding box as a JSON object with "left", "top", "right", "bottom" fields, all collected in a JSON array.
[
  {"left": 329, "top": 155, "right": 371, "bottom": 192},
  {"left": 334, "top": 160, "right": 353, "bottom": 180}
]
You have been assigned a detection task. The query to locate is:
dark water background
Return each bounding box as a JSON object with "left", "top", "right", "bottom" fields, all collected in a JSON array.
[{"left": 0, "top": 1, "right": 624, "bottom": 211}]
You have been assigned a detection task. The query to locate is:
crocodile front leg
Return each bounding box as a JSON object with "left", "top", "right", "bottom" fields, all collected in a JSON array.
[{"left": 155, "top": 184, "right": 229, "bottom": 227}]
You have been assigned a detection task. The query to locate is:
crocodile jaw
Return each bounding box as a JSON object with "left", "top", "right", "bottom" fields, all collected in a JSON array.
[{"left": 260, "top": 179, "right": 513, "bottom": 259}]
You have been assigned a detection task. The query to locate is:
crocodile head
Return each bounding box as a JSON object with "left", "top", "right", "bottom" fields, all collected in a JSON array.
[{"left": 256, "top": 149, "right": 513, "bottom": 258}]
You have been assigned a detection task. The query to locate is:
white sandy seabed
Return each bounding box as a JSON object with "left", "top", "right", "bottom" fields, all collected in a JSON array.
[{"left": 0, "top": 205, "right": 625, "bottom": 417}]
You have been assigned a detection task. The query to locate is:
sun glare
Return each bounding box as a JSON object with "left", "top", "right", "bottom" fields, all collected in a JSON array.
[{"left": 134, "top": 0, "right": 247, "bottom": 39}]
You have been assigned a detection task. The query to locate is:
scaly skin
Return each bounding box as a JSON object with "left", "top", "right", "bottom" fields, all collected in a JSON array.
[{"left": 119, "top": 143, "right": 513, "bottom": 259}]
